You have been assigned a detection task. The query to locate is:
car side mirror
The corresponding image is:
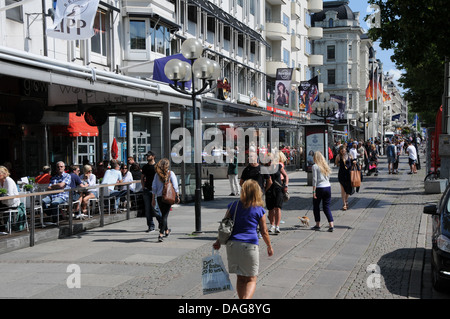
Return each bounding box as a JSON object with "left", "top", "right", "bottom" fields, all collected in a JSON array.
[{"left": 423, "top": 204, "right": 439, "bottom": 215}]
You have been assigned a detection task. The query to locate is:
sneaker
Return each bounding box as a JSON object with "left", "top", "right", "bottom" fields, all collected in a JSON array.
[
  {"left": 311, "top": 226, "right": 320, "bottom": 231},
  {"left": 275, "top": 226, "right": 281, "bottom": 234},
  {"left": 158, "top": 236, "right": 164, "bottom": 242},
  {"left": 328, "top": 227, "right": 334, "bottom": 232},
  {"left": 269, "top": 225, "right": 275, "bottom": 233},
  {"left": 146, "top": 227, "right": 155, "bottom": 233}
]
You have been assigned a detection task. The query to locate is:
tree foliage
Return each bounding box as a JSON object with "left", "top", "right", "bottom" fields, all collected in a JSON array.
[{"left": 366, "top": 0, "right": 450, "bottom": 125}]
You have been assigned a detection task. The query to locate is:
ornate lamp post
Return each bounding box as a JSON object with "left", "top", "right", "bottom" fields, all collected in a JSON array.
[
  {"left": 164, "top": 38, "right": 221, "bottom": 233},
  {"left": 312, "top": 93, "right": 338, "bottom": 123},
  {"left": 358, "top": 107, "right": 369, "bottom": 142}
]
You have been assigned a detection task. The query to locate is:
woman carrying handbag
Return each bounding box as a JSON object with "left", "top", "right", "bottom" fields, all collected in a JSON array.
[
  {"left": 152, "top": 158, "right": 179, "bottom": 242},
  {"left": 213, "top": 180, "right": 273, "bottom": 299}
]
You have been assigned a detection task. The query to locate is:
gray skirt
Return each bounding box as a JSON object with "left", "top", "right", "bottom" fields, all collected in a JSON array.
[{"left": 226, "top": 241, "right": 259, "bottom": 277}]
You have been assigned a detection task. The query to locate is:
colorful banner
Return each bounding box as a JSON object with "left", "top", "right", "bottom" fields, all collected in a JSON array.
[
  {"left": 299, "top": 76, "right": 319, "bottom": 114},
  {"left": 274, "top": 68, "right": 293, "bottom": 107},
  {"left": 47, "top": 0, "right": 100, "bottom": 40},
  {"left": 330, "top": 94, "right": 347, "bottom": 120}
]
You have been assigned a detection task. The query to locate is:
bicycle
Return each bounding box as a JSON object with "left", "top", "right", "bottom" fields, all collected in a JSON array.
[{"left": 424, "top": 168, "right": 440, "bottom": 182}]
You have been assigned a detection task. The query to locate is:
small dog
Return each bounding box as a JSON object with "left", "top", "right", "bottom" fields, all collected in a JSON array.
[{"left": 298, "top": 216, "right": 310, "bottom": 227}]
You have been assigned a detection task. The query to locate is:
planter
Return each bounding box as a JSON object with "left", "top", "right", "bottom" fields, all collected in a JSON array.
[{"left": 425, "top": 179, "right": 448, "bottom": 194}]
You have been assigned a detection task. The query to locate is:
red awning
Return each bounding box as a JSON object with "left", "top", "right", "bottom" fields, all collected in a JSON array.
[{"left": 51, "top": 113, "right": 99, "bottom": 137}]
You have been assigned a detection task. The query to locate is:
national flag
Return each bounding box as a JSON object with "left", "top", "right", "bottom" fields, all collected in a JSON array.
[{"left": 365, "top": 67, "right": 373, "bottom": 101}]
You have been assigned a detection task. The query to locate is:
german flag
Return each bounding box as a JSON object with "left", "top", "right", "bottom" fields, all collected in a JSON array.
[{"left": 365, "top": 67, "right": 374, "bottom": 101}]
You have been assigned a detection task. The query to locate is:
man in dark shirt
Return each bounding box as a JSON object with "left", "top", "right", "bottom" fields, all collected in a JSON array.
[
  {"left": 240, "top": 152, "right": 271, "bottom": 194},
  {"left": 68, "top": 164, "right": 88, "bottom": 211},
  {"left": 141, "top": 151, "right": 162, "bottom": 232}
]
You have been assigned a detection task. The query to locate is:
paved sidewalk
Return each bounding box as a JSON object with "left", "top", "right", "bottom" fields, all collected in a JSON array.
[{"left": 0, "top": 154, "right": 447, "bottom": 300}]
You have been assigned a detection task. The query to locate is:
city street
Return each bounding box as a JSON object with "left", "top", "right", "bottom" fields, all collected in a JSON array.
[{"left": 0, "top": 152, "right": 448, "bottom": 301}]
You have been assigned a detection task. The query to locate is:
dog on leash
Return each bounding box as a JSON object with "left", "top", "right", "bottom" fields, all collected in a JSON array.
[{"left": 298, "top": 216, "right": 310, "bottom": 227}]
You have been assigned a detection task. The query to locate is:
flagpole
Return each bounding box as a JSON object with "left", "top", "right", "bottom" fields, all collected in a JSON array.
[{"left": 372, "top": 65, "right": 376, "bottom": 140}]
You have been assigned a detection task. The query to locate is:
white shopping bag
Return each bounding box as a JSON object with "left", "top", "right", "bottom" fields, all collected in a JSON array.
[{"left": 202, "top": 249, "right": 233, "bottom": 295}]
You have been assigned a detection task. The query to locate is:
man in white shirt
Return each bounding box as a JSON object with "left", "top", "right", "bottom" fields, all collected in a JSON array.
[
  {"left": 101, "top": 160, "right": 125, "bottom": 210},
  {"left": 406, "top": 141, "right": 417, "bottom": 174},
  {"left": 349, "top": 142, "right": 359, "bottom": 160}
]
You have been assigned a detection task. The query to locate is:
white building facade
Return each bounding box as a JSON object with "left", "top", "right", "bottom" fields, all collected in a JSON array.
[{"left": 0, "top": 0, "right": 323, "bottom": 181}]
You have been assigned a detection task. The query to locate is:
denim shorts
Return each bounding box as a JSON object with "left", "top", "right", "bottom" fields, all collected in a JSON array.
[{"left": 226, "top": 241, "right": 259, "bottom": 277}]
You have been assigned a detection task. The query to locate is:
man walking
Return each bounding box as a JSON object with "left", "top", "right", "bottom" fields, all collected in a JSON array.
[
  {"left": 141, "top": 151, "right": 162, "bottom": 232},
  {"left": 406, "top": 141, "right": 417, "bottom": 174},
  {"left": 386, "top": 140, "right": 397, "bottom": 174},
  {"left": 227, "top": 148, "right": 240, "bottom": 196}
]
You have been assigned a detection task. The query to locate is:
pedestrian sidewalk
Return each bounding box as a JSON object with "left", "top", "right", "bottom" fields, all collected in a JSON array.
[{"left": 0, "top": 156, "right": 446, "bottom": 299}]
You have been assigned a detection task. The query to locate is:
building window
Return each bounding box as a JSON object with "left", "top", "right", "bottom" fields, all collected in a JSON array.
[
  {"left": 130, "top": 20, "right": 146, "bottom": 50},
  {"left": 327, "top": 45, "right": 335, "bottom": 60},
  {"left": 348, "top": 44, "right": 352, "bottom": 60},
  {"left": 91, "top": 9, "right": 108, "bottom": 57},
  {"left": 328, "top": 69, "right": 336, "bottom": 85},
  {"left": 329, "top": 18, "right": 334, "bottom": 28},
  {"left": 5, "top": 0, "right": 23, "bottom": 23},
  {"left": 283, "top": 49, "right": 290, "bottom": 65},
  {"left": 77, "top": 136, "right": 96, "bottom": 165}
]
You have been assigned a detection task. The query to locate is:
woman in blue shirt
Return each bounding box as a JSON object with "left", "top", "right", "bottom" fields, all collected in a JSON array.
[{"left": 213, "top": 179, "right": 273, "bottom": 299}]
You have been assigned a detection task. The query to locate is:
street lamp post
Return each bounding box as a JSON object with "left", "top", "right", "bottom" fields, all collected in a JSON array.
[
  {"left": 358, "top": 110, "right": 369, "bottom": 141},
  {"left": 164, "top": 38, "right": 221, "bottom": 233},
  {"left": 312, "top": 93, "right": 338, "bottom": 123}
]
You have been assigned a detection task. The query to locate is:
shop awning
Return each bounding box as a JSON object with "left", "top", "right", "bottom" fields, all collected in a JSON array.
[{"left": 52, "top": 113, "right": 99, "bottom": 137}]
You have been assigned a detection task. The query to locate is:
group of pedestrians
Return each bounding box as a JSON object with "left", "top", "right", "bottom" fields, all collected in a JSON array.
[{"left": 214, "top": 134, "right": 424, "bottom": 299}]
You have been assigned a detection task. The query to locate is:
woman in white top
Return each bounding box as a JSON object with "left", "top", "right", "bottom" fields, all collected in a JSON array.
[
  {"left": 0, "top": 166, "right": 20, "bottom": 208},
  {"left": 152, "top": 158, "right": 179, "bottom": 242},
  {"left": 79, "top": 164, "right": 97, "bottom": 214},
  {"left": 312, "top": 151, "right": 334, "bottom": 232}
]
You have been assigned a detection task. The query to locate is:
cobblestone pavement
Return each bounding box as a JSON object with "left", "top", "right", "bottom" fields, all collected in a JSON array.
[
  {"left": 0, "top": 152, "right": 448, "bottom": 300},
  {"left": 95, "top": 153, "right": 449, "bottom": 299}
]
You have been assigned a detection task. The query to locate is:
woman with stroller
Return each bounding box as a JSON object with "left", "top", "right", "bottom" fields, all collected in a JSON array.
[{"left": 367, "top": 144, "right": 379, "bottom": 176}]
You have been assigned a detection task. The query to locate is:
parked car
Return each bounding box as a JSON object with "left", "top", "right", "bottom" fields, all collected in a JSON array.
[{"left": 423, "top": 186, "right": 450, "bottom": 291}]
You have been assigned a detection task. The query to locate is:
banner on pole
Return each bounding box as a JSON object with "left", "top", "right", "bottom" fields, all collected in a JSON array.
[
  {"left": 274, "top": 68, "right": 293, "bottom": 107},
  {"left": 47, "top": 0, "right": 100, "bottom": 40},
  {"left": 299, "top": 76, "right": 319, "bottom": 114}
]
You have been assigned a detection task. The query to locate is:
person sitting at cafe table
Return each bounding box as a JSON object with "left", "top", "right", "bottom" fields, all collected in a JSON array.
[
  {"left": 0, "top": 166, "right": 22, "bottom": 231},
  {"left": 42, "top": 161, "right": 71, "bottom": 223},
  {"left": 68, "top": 164, "right": 89, "bottom": 213},
  {"left": 35, "top": 166, "right": 51, "bottom": 185},
  {"left": 79, "top": 164, "right": 97, "bottom": 215},
  {"left": 101, "top": 160, "right": 125, "bottom": 211}
]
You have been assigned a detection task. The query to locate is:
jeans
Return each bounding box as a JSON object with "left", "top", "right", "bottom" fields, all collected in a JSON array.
[
  {"left": 157, "top": 196, "right": 171, "bottom": 235},
  {"left": 313, "top": 186, "right": 333, "bottom": 223},
  {"left": 143, "top": 188, "right": 162, "bottom": 230},
  {"left": 42, "top": 196, "right": 67, "bottom": 222},
  {"left": 109, "top": 190, "right": 127, "bottom": 210}
]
